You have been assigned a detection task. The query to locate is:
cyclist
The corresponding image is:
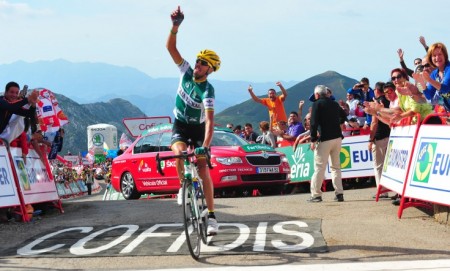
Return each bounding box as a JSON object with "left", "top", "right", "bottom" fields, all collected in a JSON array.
[{"left": 166, "top": 6, "right": 220, "bottom": 236}]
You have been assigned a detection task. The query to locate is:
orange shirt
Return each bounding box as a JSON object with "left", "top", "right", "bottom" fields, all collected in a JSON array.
[{"left": 261, "top": 96, "right": 287, "bottom": 127}]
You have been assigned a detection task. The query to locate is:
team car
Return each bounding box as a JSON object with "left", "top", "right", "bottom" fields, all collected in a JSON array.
[{"left": 111, "top": 123, "right": 290, "bottom": 199}]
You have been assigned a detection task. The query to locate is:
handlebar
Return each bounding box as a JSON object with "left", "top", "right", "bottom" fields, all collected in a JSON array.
[{"left": 156, "top": 148, "right": 213, "bottom": 176}]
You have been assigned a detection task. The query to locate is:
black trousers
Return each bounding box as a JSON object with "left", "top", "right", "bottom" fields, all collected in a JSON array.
[{"left": 86, "top": 183, "right": 92, "bottom": 195}]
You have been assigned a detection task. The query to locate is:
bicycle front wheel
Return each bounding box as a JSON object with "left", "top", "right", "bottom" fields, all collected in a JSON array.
[
  {"left": 197, "top": 184, "right": 208, "bottom": 245},
  {"left": 182, "top": 179, "right": 201, "bottom": 260}
]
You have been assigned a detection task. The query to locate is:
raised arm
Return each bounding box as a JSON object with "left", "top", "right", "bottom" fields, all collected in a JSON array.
[
  {"left": 298, "top": 100, "right": 304, "bottom": 121},
  {"left": 397, "top": 48, "right": 414, "bottom": 77},
  {"left": 248, "top": 85, "right": 262, "bottom": 104},
  {"left": 166, "top": 6, "right": 184, "bottom": 65},
  {"left": 276, "top": 81, "right": 288, "bottom": 101},
  {"left": 419, "top": 36, "right": 429, "bottom": 52}
]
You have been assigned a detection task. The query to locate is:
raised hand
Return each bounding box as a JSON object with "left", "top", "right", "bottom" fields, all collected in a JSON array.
[
  {"left": 419, "top": 36, "right": 427, "bottom": 47},
  {"left": 171, "top": 6, "right": 184, "bottom": 26},
  {"left": 28, "top": 90, "right": 39, "bottom": 105},
  {"left": 397, "top": 48, "right": 404, "bottom": 60}
]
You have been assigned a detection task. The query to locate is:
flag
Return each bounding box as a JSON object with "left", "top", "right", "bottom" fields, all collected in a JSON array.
[
  {"left": 119, "top": 133, "right": 133, "bottom": 150},
  {"left": 103, "top": 141, "right": 109, "bottom": 155},
  {"left": 35, "top": 88, "right": 69, "bottom": 133}
]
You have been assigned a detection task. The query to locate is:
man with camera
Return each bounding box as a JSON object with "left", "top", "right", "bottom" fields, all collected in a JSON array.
[{"left": 348, "top": 77, "right": 374, "bottom": 129}]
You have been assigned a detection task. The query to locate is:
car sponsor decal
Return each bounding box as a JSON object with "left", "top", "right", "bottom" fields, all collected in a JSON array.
[
  {"left": 138, "top": 160, "right": 151, "bottom": 173},
  {"left": 142, "top": 180, "right": 168, "bottom": 186},
  {"left": 141, "top": 123, "right": 173, "bottom": 136},
  {"left": 242, "top": 144, "right": 275, "bottom": 153}
]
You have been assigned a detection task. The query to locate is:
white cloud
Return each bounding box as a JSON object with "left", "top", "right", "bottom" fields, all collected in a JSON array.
[{"left": 0, "top": 0, "right": 52, "bottom": 19}]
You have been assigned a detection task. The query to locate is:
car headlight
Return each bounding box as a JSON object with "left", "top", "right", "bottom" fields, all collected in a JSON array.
[{"left": 215, "top": 157, "right": 243, "bottom": 165}]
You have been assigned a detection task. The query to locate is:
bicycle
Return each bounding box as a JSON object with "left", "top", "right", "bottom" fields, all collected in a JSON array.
[{"left": 156, "top": 147, "right": 213, "bottom": 260}]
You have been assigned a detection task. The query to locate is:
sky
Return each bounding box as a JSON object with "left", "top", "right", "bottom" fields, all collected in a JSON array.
[{"left": 1, "top": 0, "right": 450, "bottom": 85}]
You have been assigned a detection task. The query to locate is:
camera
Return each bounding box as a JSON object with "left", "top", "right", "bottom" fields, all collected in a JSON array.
[{"left": 415, "top": 64, "right": 424, "bottom": 73}]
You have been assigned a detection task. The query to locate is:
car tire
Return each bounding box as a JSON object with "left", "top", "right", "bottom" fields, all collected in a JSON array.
[{"left": 120, "top": 172, "right": 141, "bottom": 200}]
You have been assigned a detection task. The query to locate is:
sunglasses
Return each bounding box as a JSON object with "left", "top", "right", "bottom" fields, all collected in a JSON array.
[
  {"left": 423, "top": 63, "right": 431, "bottom": 68},
  {"left": 384, "top": 89, "right": 394, "bottom": 94},
  {"left": 391, "top": 75, "right": 403, "bottom": 81},
  {"left": 196, "top": 59, "right": 211, "bottom": 67}
]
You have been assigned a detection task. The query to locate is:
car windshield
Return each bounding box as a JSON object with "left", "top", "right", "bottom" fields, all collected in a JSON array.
[{"left": 211, "top": 131, "right": 249, "bottom": 147}]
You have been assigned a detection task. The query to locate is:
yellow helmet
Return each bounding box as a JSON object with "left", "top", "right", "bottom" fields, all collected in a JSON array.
[{"left": 197, "top": 49, "right": 221, "bottom": 72}]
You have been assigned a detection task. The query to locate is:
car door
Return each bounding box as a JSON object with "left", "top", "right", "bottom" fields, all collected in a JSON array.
[{"left": 131, "top": 133, "right": 161, "bottom": 190}]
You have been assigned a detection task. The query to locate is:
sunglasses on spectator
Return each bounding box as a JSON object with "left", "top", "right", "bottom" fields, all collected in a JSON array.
[
  {"left": 384, "top": 89, "right": 394, "bottom": 94},
  {"left": 423, "top": 63, "right": 431, "bottom": 68},
  {"left": 196, "top": 59, "right": 211, "bottom": 67},
  {"left": 391, "top": 75, "right": 403, "bottom": 81}
]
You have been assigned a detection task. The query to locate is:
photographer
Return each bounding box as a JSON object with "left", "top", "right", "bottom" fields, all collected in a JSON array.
[{"left": 348, "top": 77, "right": 374, "bottom": 128}]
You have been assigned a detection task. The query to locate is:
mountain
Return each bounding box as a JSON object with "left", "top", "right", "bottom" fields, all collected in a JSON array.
[
  {"left": 215, "top": 71, "right": 358, "bottom": 128},
  {"left": 54, "top": 94, "right": 145, "bottom": 154},
  {"left": 0, "top": 60, "right": 298, "bottom": 116}
]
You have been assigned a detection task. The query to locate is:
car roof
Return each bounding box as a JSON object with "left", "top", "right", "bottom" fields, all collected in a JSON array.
[{"left": 140, "top": 123, "right": 233, "bottom": 137}]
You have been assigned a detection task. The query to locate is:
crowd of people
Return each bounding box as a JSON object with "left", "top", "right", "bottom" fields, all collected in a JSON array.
[
  {"left": 226, "top": 36, "right": 449, "bottom": 205},
  {"left": 50, "top": 159, "right": 112, "bottom": 196}
]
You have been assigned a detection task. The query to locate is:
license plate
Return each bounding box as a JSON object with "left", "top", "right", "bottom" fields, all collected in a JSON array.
[{"left": 257, "top": 167, "right": 279, "bottom": 173}]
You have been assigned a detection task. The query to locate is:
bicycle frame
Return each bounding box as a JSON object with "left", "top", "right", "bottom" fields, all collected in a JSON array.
[{"left": 156, "top": 148, "right": 212, "bottom": 259}]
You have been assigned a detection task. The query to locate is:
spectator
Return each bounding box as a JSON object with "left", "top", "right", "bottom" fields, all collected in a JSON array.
[
  {"left": 85, "top": 169, "right": 94, "bottom": 195},
  {"left": 390, "top": 68, "right": 432, "bottom": 124},
  {"left": 248, "top": 82, "right": 288, "bottom": 128},
  {"left": 258, "top": 121, "right": 276, "bottom": 148},
  {"left": 397, "top": 36, "right": 430, "bottom": 77},
  {"left": 397, "top": 49, "right": 424, "bottom": 77},
  {"left": 243, "top": 123, "right": 259, "bottom": 143},
  {"left": 233, "top": 125, "right": 244, "bottom": 138},
  {"left": 308, "top": 85, "right": 347, "bottom": 203},
  {"left": 309, "top": 87, "right": 335, "bottom": 102},
  {"left": 368, "top": 82, "right": 391, "bottom": 199},
  {"left": 274, "top": 120, "right": 291, "bottom": 147},
  {"left": 339, "top": 102, "right": 360, "bottom": 136},
  {"left": 273, "top": 111, "right": 305, "bottom": 143},
  {"left": 423, "top": 42, "right": 450, "bottom": 113},
  {"left": 293, "top": 113, "right": 312, "bottom": 151},
  {"left": 345, "top": 90, "right": 359, "bottom": 123},
  {"left": 349, "top": 77, "right": 374, "bottom": 128},
  {"left": 226, "top": 123, "right": 233, "bottom": 130},
  {"left": 0, "top": 82, "right": 38, "bottom": 140},
  {"left": 364, "top": 82, "right": 399, "bottom": 126}
]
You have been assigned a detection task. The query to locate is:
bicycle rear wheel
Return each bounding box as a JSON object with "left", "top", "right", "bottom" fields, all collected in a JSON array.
[{"left": 182, "top": 179, "right": 201, "bottom": 259}]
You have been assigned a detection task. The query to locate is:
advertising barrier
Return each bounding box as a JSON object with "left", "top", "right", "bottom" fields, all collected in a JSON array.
[
  {"left": 277, "top": 134, "right": 374, "bottom": 183},
  {"left": 403, "top": 124, "right": 450, "bottom": 211},
  {"left": 325, "top": 135, "right": 373, "bottom": 179},
  {"left": 0, "top": 144, "right": 21, "bottom": 208},
  {"left": 10, "top": 148, "right": 60, "bottom": 204},
  {"left": 0, "top": 140, "right": 63, "bottom": 222},
  {"left": 277, "top": 144, "right": 314, "bottom": 183},
  {"left": 379, "top": 124, "right": 418, "bottom": 196}
]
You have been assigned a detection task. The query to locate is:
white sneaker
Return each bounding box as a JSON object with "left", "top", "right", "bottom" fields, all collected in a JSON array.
[
  {"left": 207, "top": 218, "right": 218, "bottom": 236},
  {"left": 176, "top": 188, "right": 182, "bottom": 205}
]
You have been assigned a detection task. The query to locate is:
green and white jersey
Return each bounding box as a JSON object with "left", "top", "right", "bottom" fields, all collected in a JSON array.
[{"left": 173, "top": 60, "right": 215, "bottom": 124}]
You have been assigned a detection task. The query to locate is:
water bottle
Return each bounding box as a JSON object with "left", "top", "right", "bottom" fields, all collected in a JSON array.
[{"left": 193, "top": 177, "right": 199, "bottom": 190}]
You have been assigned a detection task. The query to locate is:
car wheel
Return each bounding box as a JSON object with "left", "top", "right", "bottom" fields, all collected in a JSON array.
[{"left": 120, "top": 172, "right": 141, "bottom": 200}]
